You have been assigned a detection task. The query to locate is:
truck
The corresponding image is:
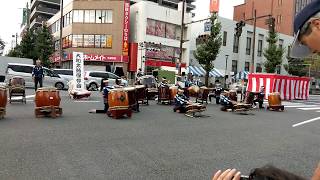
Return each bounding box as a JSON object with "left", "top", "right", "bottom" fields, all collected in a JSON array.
[{"left": 0, "top": 57, "right": 33, "bottom": 82}]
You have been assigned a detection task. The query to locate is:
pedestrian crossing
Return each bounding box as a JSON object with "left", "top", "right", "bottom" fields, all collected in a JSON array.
[{"left": 276, "top": 100, "right": 320, "bottom": 112}]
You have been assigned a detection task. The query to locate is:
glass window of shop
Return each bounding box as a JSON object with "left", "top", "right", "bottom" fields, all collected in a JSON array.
[
  {"left": 95, "top": 35, "right": 101, "bottom": 47},
  {"left": 72, "top": 35, "right": 83, "bottom": 47},
  {"left": 73, "top": 10, "right": 84, "bottom": 23},
  {"left": 84, "top": 35, "right": 95, "bottom": 48},
  {"left": 146, "top": 19, "right": 181, "bottom": 40}
]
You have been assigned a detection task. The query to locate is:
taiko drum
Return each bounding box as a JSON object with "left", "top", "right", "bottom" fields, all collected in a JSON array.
[{"left": 35, "top": 88, "right": 61, "bottom": 107}]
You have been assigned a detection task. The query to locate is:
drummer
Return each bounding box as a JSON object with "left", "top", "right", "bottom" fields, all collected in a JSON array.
[
  {"left": 253, "top": 86, "right": 265, "bottom": 108},
  {"left": 159, "top": 77, "right": 169, "bottom": 88},
  {"left": 220, "top": 91, "right": 236, "bottom": 111},
  {"left": 114, "top": 79, "right": 123, "bottom": 88},
  {"left": 173, "top": 88, "right": 191, "bottom": 113}
]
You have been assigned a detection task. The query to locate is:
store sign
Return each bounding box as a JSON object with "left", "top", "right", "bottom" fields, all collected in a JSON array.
[
  {"left": 53, "top": 54, "right": 129, "bottom": 63},
  {"left": 204, "top": 22, "right": 212, "bottom": 32},
  {"left": 122, "top": 0, "right": 130, "bottom": 56},
  {"left": 210, "top": 0, "right": 220, "bottom": 13},
  {"left": 73, "top": 52, "right": 84, "bottom": 90}
]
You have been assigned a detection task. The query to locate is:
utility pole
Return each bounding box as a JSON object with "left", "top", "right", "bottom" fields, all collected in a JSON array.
[
  {"left": 59, "top": 0, "right": 64, "bottom": 68},
  {"left": 251, "top": 10, "right": 257, "bottom": 73},
  {"left": 26, "top": 2, "right": 30, "bottom": 30},
  {"left": 178, "top": 0, "right": 186, "bottom": 76},
  {"left": 15, "top": 33, "right": 18, "bottom": 47}
]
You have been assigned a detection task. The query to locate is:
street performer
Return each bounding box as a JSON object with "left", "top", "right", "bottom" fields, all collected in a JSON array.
[
  {"left": 220, "top": 91, "right": 236, "bottom": 111},
  {"left": 89, "top": 79, "right": 113, "bottom": 116},
  {"left": 173, "top": 89, "right": 191, "bottom": 113}
]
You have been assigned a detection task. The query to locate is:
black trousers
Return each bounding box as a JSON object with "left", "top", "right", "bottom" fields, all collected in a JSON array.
[
  {"left": 174, "top": 106, "right": 187, "bottom": 113},
  {"left": 34, "top": 77, "right": 43, "bottom": 91}
]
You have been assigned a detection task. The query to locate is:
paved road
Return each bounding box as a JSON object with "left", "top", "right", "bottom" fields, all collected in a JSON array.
[{"left": 0, "top": 89, "right": 319, "bottom": 179}]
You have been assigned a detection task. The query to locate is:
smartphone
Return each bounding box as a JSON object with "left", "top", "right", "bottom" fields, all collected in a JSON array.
[{"left": 240, "top": 175, "right": 250, "bottom": 180}]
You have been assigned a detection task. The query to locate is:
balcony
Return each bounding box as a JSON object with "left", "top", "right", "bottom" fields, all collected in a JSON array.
[
  {"left": 30, "top": 17, "right": 48, "bottom": 29},
  {"left": 30, "top": 6, "right": 59, "bottom": 21},
  {"left": 31, "top": 0, "right": 61, "bottom": 11}
]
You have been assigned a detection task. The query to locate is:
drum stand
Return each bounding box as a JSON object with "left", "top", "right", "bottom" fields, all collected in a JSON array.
[
  {"left": 35, "top": 106, "right": 63, "bottom": 118},
  {"left": 267, "top": 105, "right": 284, "bottom": 111},
  {"left": 0, "top": 107, "right": 6, "bottom": 119}
]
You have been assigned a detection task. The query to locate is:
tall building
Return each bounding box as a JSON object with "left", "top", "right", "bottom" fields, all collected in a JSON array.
[
  {"left": 30, "top": 0, "right": 60, "bottom": 30},
  {"left": 233, "top": 0, "right": 295, "bottom": 36},
  {"left": 47, "top": 0, "right": 130, "bottom": 73},
  {"left": 294, "top": 0, "right": 315, "bottom": 15},
  {"left": 130, "top": 0, "right": 195, "bottom": 12},
  {"left": 130, "top": 0, "right": 193, "bottom": 74}
]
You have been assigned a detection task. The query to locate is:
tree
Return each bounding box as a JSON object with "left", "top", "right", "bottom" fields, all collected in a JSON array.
[
  {"left": 193, "top": 13, "right": 222, "bottom": 86},
  {"left": 19, "top": 30, "right": 38, "bottom": 61},
  {"left": 35, "top": 25, "right": 54, "bottom": 67},
  {"left": 263, "top": 31, "right": 285, "bottom": 73},
  {"left": 283, "top": 56, "right": 307, "bottom": 77},
  {"left": 7, "top": 45, "right": 22, "bottom": 57}
]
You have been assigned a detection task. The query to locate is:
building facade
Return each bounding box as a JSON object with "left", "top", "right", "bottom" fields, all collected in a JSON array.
[
  {"left": 47, "top": 0, "right": 130, "bottom": 73},
  {"left": 130, "top": 1, "right": 193, "bottom": 74},
  {"left": 190, "top": 17, "right": 294, "bottom": 81},
  {"left": 30, "top": 0, "right": 61, "bottom": 30},
  {"left": 233, "top": 0, "right": 295, "bottom": 36},
  {"left": 130, "top": 0, "right": 195, "bottom": 12}
]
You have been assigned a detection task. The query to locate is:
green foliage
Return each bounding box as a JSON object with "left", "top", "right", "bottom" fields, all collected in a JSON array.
[
  {"left": 283, "top": 57, "right": 307, "bottom": 77},
  {"left": 35, "top": 25, "right": 54, "bottom": 67},
  {"left": 263, "top": 31, "right": 284, "bottom": 73},
  {"left": 193, "top": 13, "right": 222, "bottom": 86},
  {"left": 7, "top": 26, "right": 54, "bottom": 67}
]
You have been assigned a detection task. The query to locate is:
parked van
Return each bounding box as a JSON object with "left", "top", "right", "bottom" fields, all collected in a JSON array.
[
  {"left": 6, "top": 63, "right": 68, "bottom": 90},
  {"left": 53, "top": 69, "right": 73, "bottom": 82}
]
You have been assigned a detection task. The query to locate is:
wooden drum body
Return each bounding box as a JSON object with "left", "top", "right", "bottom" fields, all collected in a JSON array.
[
  {"left": 108, "top": 89, "right": 132, "bottom": 118},
  {"left": 135, "top": 85, "right": 146, "bottom": 102},
  {"left": 169, "top": 86, "right": 178, "bottom": 100},
  {"left": 0, "top": 87, "right": 8, "bottom": 109},
  {"left": 188, "top": 85, "right": 200, "bottom": 97},
  {"left": 124, "top": 87, "right": 139, "bottom": 112},
  {"left": 268, "top": 92, "right": 282, "bottom": 106},
  {"left": 35, "top": 88, "right": 61, "bottom": 108},
  {"left": 158, "top": 86, "right": 170, "bottom": 100},
  {"left": 229, "top": 90, "right": 237, "bottom": 101}
]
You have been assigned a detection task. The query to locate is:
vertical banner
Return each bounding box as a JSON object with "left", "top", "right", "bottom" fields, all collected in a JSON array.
[
  {"left": 210, "top": 0, "right": 220, "bottom": 13},
  {"left": 122, "top": 0, "right": 130, "bottom": 56},
  {"left": 128, "top": 43, "right": 138, "bottom": 72},
  {"left": 73, "top": 52, "right": 84, "bottom": 90}
]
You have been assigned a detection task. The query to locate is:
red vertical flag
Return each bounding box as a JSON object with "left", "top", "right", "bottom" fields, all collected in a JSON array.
[{"left": 210, "top": 0, "right": 220, "bottom": 13}]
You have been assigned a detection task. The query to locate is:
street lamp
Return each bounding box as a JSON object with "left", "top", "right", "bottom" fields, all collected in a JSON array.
[{"left": 225, "top": 55, "right": 229, "bottom": 88}]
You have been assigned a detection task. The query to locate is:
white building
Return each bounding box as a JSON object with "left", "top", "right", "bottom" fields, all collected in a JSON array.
[
  {"left": 189, "top": 16, "right": 294, "bottom": 81},
  {"left": 130, "top": 1, "right": 193, "bottom": 74}
]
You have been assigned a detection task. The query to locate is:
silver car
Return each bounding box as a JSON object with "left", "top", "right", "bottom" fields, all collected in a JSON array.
[
  {"left": 53, "top": 69, "right": 73, "bottom": 82},
  {"left": 84, "top": 71, "right": 128, "bottom": 90},
  {"left": 6, "top": 63, "right": 68, "bottom": 90}
]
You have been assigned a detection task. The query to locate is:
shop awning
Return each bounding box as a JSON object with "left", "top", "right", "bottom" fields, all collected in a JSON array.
[{"left": 187, "top": 66, "right": 225, "bottom": 78}]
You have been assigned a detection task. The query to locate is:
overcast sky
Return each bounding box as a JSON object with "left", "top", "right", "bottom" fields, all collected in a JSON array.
[{"left": 0, "top": 0, "right": 244, "bottom": 53}]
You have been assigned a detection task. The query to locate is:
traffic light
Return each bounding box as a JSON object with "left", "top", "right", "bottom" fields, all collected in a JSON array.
[
  {"left": 235, "top": 20, "right": 245, "bottom": 37},
  {"left": 268, "top": 17, "right": 275, "bottom": 33}
]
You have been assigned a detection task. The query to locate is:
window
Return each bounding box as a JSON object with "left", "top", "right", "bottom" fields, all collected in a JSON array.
[
  {"left": 233, "top": 35, "right": 239, "bottom": 53},
  {"left": 223, "top": 31, "right": 227, "bottom": 46},
  {"left": 84, "top": 35, "right": 95, "bottom": 48},
  {"left": 256, "top": 63, "right": 262, "bottom": 72},
  {"left": 101, "top": 35, "right": 107, "bottom": 48},
  {"left": 106, "top": 10, "right": 113, "bottom": 23},
  {"left": 90, "top": 72, "right": 109, "bottom": 79},
  {"left": 257, "top": 39, "right": 263, "bottom": 57},
  {"left": 278, "top": 0, "right": 282, "bottom": 6},
  {"left": 106, "top": 35, "right": 112, "bottom": 48},
  {"left": 232, "top": 60, "right": 238, "bottom": 74},
  {"left": 245, "top": 62, "right": 250, "bottom": 71},
  {"left": 84, "top": 10, "right": 95, "bottom": 23},
  {"left": 96, "top": 10, "right": 102, "bottom": 23},
  {"left": 146, "top": 18, "right": 180, "bottom": 40},
  {"left": 108, "top": 73, "right": 119, "bottom": 79},
  {"left": 73, "top": 10, "right": 84, "bottom": 23},
  {"left": 72, "top": 35, "right": 83, "bottom": 47},
  {"left": 277, "top": 15, "right": 282, "bottom": 24},
  {"left": 95, "top": 35, "right": 101, "bottom": 48},
  {"left": 246, "top": 37, "right": 252, "bottom": 55}
]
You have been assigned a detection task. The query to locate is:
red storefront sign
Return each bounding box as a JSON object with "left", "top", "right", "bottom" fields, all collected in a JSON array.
[
  {"left": 52, "top": 54, "right": 129, "bottom": 63},
  {"left": 128, "top": 43, "right": 138, "bottom": 72},
  {"left": 122, "top": 0, "right": 130, "bottom": 56},
  {"left": 210, "top": 0, "right": 219, "bottom": 13},
  {"left": 145, "top": 59, "right": 186, "bottom": 68}
]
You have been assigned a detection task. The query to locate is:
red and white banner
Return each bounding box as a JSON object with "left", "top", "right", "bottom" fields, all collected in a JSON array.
[
  {"left": 52, "top": 54, "right": 129, "bottom": 63},
  {"left": 122, "top": 0, "right": 130, "bottom": 56},
  {"left": 247, "top": 73, "right": 310, "bottom": 100}
]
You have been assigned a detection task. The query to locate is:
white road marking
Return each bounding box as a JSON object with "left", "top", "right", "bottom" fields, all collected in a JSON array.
[
  {"left": 73, "top": 100, "right": 101, "bottom": 103},
  {"left": 297, "top": 107, "right": 320, "bottom": 110},
  {"left": 292, "top": 117, "right": 320, "bottom": 127},
  {"left": 286, "top": 105, "right": 317, "bottom": 108}
]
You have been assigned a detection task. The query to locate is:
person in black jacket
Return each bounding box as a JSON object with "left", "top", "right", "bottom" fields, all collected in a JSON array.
[{"left": 32, "top": 60, "right": 44, "bottom": 91}]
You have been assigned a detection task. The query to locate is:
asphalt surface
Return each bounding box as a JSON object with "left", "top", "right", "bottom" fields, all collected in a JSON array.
[{"left": 0, "top": 89, "right": 319, "bottom": 180}]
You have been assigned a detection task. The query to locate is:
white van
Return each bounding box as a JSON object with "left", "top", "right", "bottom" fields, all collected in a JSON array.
[{"left": 6, "top": 63, "right": 68, "bottom": 90}]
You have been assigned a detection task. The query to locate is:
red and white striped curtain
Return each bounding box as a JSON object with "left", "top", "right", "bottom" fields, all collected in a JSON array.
[{"left": 247, "top": 73, "right": 310, "bottom": 100}]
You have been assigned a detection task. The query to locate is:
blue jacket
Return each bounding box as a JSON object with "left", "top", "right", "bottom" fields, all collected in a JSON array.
[
  {"left": 32, "top": 66, "right": 44, "bottom": 78},
  {"left": 220, "top": 94, "right": 232, "bottom": 105}
]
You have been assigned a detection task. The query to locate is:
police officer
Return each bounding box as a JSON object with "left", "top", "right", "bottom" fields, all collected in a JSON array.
[{"left": 32, "top": 60, "right": 44, "bottom": 91}]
